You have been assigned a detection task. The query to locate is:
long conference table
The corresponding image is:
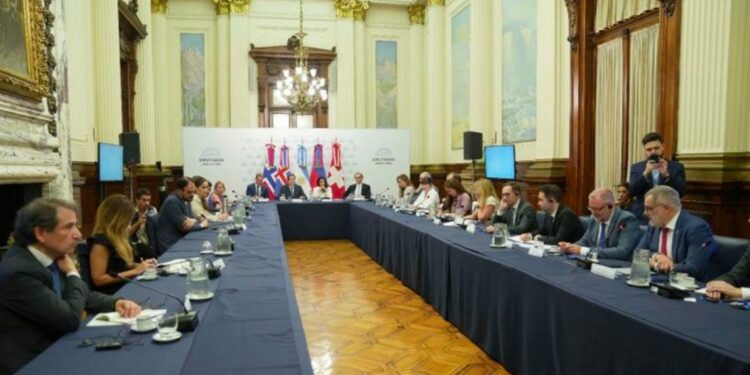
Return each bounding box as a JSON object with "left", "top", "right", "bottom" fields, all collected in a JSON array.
[{"left": 21, "top": 201, "right": 750, "bottom": 375}]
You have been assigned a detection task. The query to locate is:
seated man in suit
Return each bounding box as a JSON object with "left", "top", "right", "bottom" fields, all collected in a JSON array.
[
  {"left": 246, "top": 173, "right": 268, "bottom": 199},
  {"left": 344, "top": 172, "right": 371, "bottom": 200},
  {"left": 637, "top": 185, "right": 716, "bottom": 280},
  {"left": 705, "top": 218, "right": 750, "bottom": 300},
  {"left": 559, "top": 187, "right": 640, "bottom": 260},
  {"left": 521, "top": 184, "right": 584, "bottom": 245},
  {"left": 0, "top": 198, "right": 141, "bottom": 374},
  {"left": 279, "top": 173, "right": 307, "bottom": 200},
  {"left": 629, "top": 132, "right": 686, "bottom": 222},
  {"left": 485, "top": 182, "right": 537, "bottom": 235},
  {"left": 156, "top": 177, "right": 208, "bottom": 255}
]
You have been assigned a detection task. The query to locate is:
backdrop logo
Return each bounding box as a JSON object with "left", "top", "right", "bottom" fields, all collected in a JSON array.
[
  {"left": 198, "top": 148, "right": 224, "bottom": 166},
  {"left": 372, "top": 147, "right": 396, "bottom": 165}
]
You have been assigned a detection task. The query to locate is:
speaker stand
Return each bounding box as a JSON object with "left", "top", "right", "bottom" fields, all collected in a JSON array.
[
  {"left": 126, "top": 164, "right": 136, "bottom": 201},
  {"left": 471, "top": 159, "right": 477, "bottom": 185}
]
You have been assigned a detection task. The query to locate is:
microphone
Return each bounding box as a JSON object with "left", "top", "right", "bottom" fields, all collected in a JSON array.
[
  {"left": 118, "top": 276, "right": 200, "bottom": 332},
  {"left": 375, "top": 187, "right": 390, "bottom": 201}
]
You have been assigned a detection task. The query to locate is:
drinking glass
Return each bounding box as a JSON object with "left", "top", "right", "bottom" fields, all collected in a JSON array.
[{"left": 629, "top": 249, "right": 651, "bottom": 286}]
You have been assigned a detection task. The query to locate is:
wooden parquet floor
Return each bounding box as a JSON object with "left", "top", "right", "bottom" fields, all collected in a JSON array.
[{"left": 285, "top": 240, "right": 509, "bottom": 375}]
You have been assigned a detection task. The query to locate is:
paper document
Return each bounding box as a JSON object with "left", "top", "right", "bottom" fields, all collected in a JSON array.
[{"left": 87, "top": 309, "right": 167, "bottom": 327}]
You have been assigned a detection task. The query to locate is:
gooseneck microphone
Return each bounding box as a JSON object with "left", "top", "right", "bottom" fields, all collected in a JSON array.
[{"left": 118, "top": 276, "right": 200, "bottom": 332}]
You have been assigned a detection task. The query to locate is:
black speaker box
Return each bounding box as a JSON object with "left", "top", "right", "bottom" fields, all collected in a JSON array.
[
  {"left": 463, "top": 131, "right": 483, "bottom": 160},
  {"left": 120, "top": 132, "right": 141, "bottom": 165}
]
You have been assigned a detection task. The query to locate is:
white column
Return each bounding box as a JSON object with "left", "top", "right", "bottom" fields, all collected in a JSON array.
[
  {"left": 353, "top": 19, "right": 366, "bottom": 127},
  {"left": 470, "top": 0, "right": 493, "bottom": 145},
  {"left": 92, "top": 0, "right": 123, "bottom": 143},
  {"left": 408, "top": 5, "right": 425, "bottom": 164},
  {"left": 424, "top": 2, "right": 445, "bottom": 162},
  {"left": 335, "top": 18, "right": 355, "bottom": 128},
  {"left": 216, "top": 13, "right": 230, "bottom": 127},
  {"left": 135, "top": 2, "right": 157, "bottom": 164},
  {"left": 229, "top": 14, "right": 251, "bottom": 127},
  {"left": 151, "top": 6, "right": 170, "bottom": 164}
]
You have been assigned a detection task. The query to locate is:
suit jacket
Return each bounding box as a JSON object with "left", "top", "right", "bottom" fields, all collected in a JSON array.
[
  {"left": 532, "top": 205, "right": 585, "bottom": 245},
  {"left": 629, "top": 159, "right": 686, "bottom": 220},
  {"left": 493, "top": 200, "right": 538, "bottom": 235},
  {"left": 279, "top": 184, "right": 307, "bottom": 199},
  {"left": 344, "top": 183, "right": 372, "bottom": 199},
  {"left": 717, "top": 244, "right": 750, "bottom": 287},
  {"left": 575, "top": 208, "right": 641, "bottom": 260},
  {"left": 245, "top": 183, "right": 269, "bottom": 199},
  {"left": 156, "top": 192, "right": 203, "bottom": 255},
  {"left": 0, "top": 245, "right": 118, "bottom": 375},
  {"left": 636, "top": 210, "right": 716, "bottom": 281}
]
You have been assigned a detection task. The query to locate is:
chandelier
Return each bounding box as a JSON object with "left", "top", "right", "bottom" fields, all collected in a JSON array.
[{"left": 276, "top": 0, "right": 328, "bottom": 112}]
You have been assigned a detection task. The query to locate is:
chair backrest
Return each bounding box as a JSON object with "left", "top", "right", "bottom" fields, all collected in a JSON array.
[
  {"left": 75, "top": 241, "right": 94, "bottom": 289},
  {"left": 536, "top": 211, "right": 545, "bottom": 228},
  {"left": 705, "top": 235, "right": 748, "bottom": 281},
  {"left": 579, "top": 216, "right": 592, "bottom": 230}
]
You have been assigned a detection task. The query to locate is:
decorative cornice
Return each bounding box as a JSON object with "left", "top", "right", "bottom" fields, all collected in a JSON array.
[
  {"left": 407, "top": 4, "right": 425, "bottom": 25},
  {"left": 426, "top": 0, "right": 445, "bottom": 6},
  {"left": 213, "top": 0, "right": 250, "bottom": 15},
  {"left": 659, "top": 0, "right": 677, "bottom": 17},
  {"left": 151, "top": 0, "right": 168, "bottom": 14},
  {"left": 564, "top": 0, "right": 578, "bottom": 52},
  {"left": 334, "top": 0, "right": 369, "bottom": 21}
]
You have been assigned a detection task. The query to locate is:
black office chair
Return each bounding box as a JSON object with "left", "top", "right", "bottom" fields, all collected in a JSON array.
[
  {"left": 536, "top": 211, "right": 545, "bottom": 228},
  {"left": 705, "top": 235, "right": 748, "bottom": 281},
  {"left": 74, "top": 241, "right": 94, "bottom": 289}
]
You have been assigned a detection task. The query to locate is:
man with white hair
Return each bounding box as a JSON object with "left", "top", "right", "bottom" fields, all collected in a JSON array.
[
  {"left": 636, "top": 185, "right": 716, "bottom": 280},
  {"left": 410, "top": 171, "right": 439, "bottom": 205},
  {"left": 559, "top": 187, "right": 640, "bottom": 260}
]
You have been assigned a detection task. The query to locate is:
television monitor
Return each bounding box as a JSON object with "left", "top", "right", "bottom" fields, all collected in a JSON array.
[
  {"left": 98, "top": 142, "right": 124, "bottom": 182},
  {"left": 485, "top": 145, "right": 516, "bottom": 180}
]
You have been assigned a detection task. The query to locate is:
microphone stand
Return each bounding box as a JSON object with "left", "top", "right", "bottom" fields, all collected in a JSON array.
[{"left": 119, "top": 276, "right": 200, "bottom": 332}]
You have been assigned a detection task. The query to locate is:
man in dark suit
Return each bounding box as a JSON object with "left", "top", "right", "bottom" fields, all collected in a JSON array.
[
  {"left": 486, "top": 182, "right": 537, "bottom": 235},
  {"left": 279, "top": 173, "right": 307, "bottom": 199},
  {"left": 245, "top": 173, "right": 268, "bottom": 199},
  {"left": 637, "top": 185, "right": 716, "bottom": 281},
  {"left": 0, "top": 198, "right": 141, "bottom": 375},
  {"left": 522, "top": 184, "right": 584, "bottom": 245},
  {"left": 629, "top": 132, "right": 686, "bottom": 222},
  {"left": 156, "top": 177, "right": 208, "bottom": 255},
  {"left": 559, "top": 188, "right": 640, "bottom": 260},
  {"left": 705, "top": 218, "right": 750, "bottom": 300},
  {"left": 343, "top": 172, "right": 371, "bottom": 200}
]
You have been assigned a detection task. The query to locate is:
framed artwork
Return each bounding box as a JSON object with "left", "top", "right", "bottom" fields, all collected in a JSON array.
[
  {"left": 502, "top": 0, "right": 537, "bottom": 143},
  {"left": 451, "top": 5, "right": 470, "bottom": 149},
  {"left": 375, "top": 40, "right": 397, "bottom": 129},
  {"left": 0, "top": 0, "right": 54, "bottom": 102}
]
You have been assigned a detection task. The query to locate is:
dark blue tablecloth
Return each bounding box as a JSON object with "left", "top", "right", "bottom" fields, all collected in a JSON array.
[
  {"left": 18, "top": 203, "right": 312, "bottom": 375},
  {"left": 276, "top": 201, "right": 350, "bottom": 240}
]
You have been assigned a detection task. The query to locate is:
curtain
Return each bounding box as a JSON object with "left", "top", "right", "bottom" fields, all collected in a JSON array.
[
  {"left": 628, "top": 24, "right": 660, "bottom": 174},
  {"left": 595, "top": 39, "right": 624, "bottom": 189},
  {"left": 595, "top": 0, "right": 659, "bottom": 32}
]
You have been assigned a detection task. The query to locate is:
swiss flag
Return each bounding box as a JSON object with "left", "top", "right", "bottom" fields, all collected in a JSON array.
[{"left": 327, "top": 142, "right": 345, "bottom": 199}]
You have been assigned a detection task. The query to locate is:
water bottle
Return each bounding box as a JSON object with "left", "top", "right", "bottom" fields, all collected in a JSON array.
[
  {"left": 629, "top": 249, "right": 651, "bottom": 286},
  {"left": 216, "top": 228, "right": 232, "bottom": 255},
  {"left": 186, "top": 257, "right": 211, "bottom": 300},
  {"left": 492, "top": 223, "right": 508, "bottom": 247}
]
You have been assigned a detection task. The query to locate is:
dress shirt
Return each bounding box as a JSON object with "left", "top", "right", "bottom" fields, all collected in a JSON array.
[
  {"left": 580, "top": 214, "right": 614, "bottom": 257},
  {"left": 28, "top": 245, "right": 80, "bottom": 278}
]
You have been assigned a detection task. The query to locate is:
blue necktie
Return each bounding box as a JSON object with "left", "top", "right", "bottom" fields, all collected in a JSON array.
[
  {"left": 47, "top": 263, "right": 62, "bottom": 298},
  {"left": 651, "top": 169, "right": 660, "bottom": 186},
  {"left": 597, "top": 222, "right": 607, "bottom": 248}
]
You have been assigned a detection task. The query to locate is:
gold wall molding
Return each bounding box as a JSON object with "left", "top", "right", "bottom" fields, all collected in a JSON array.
[
  {"left": 334, "top": 0, "right": 369, "bottom": 21},
  {"left": 212, "top": 0, "right": 251, "bottom": 15},
  {"left": 407, "top": 4, "right": 425, "bottom": 25},
  {"left": 678, "top": 152, "right": 750, "bottom": 182},
  {"left": 427, "top": 0, "right": 445, "bottom": 6},
  {"left": 151, "top": 0, "right": 168, "bottom": 14}
]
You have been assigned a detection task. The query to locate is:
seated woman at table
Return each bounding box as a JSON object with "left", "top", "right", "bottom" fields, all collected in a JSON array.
[
  {"left": 465, "top": 178, "right": 499, "bottom": 223},
  {"left": 89, "top": 194, "right": 158, "bottom": 294},
  {"left": 440, "top": 178, "right": 472, "bottom": 218},
  {"left": 208, "top": 180, "right": 226, "bottom": 212},
  {"left": 311, "top": 177, "right": 333, "bottom": 199},
  {"left": 396, "top": 174, "right": 415, "bottom": 204},
  {"left": 191, "top": 176, "right": 229, "bottom": 221}
]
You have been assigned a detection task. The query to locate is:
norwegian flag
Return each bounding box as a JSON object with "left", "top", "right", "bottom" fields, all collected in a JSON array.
[
  {"left": 327, "top": 141, "right": 345, "bottom": 199},
  {"left": 309, "top": 143, "right": 327, "bottom": 190}
]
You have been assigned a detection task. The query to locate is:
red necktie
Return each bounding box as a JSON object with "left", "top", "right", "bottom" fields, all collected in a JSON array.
[{"left": 660, "top": 228, "right": 669, "bottom": 256}]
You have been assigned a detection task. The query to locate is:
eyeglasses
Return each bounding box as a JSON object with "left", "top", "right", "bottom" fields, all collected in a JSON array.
[
  {"left": 643, "top": 204, "right": 664, "bottom": 212},
  {"left": 587, "top": 205, "right": 608, "bottom": 212}
]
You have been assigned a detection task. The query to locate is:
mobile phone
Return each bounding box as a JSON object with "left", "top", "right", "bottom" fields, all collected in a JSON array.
[{"left": 94, "top": 340, "right": 123, "bottom": 351}]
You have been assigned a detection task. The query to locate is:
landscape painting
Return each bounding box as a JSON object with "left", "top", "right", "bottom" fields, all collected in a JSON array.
[
  {"left": 451, "top": 6, "right": 470, "bottom": 149},
  {"left": 375, "top": 40, "right": 397, "bottom": 129},
  {"left": 181, "top": 33, "right": 206, "bottom": 127},
  {"left": 502, "top": 0, "right": 537, "bottom": 143}
]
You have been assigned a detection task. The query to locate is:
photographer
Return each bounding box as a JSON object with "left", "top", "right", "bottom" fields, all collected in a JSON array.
[{"left": 628, "top": 132, "right": 686, "bottom": 223}]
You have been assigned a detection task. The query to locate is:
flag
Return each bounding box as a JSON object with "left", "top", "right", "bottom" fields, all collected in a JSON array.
[
  {"left": 327, "top": 141, "right": 345, "bottom": 199},
  {"left": 309, "top": 143, "right": 327, "bottom": 190},
  {"left": 295, "top": 144, "right": 311, "bottom": 197},
  {"left": 262, "top": 166, "right": 279, "bottom": 200}
]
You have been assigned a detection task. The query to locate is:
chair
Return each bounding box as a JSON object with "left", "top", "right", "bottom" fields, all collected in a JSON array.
[
  {"left": 705, "top": 235, "right": 748, "bottom": 281},
  {"left": 536, "top": 211, "right": 545, "bottom": 229},
  {"left": 75, "top": 241, "right": 94, "bottom": 289},
  {"left": 579, "top": 216, "right": 592, "bottom": 229}
]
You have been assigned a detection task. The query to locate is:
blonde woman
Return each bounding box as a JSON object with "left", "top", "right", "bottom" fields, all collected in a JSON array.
[
  {"left": 89, "top": 194, "right": 157, "bottom": 294},
  {"left": 466, "top": 178, "right": 499, "bottom": 222},
  {"left": 396, "top": 174, "right": 415, "bottom": 203}
]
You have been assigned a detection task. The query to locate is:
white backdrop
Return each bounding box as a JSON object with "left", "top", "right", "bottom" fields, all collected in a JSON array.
[{"left": 183, "top": 128, "right": 410, "bottom": 198}]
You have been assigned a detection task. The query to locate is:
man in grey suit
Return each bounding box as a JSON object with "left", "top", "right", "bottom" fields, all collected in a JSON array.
[
  {"left": 486, "top": 182, "right": 538, "bottom": 235},
  {"left": 559, "top": 188, "right": 641, "bottom": 260},
  {"left": 706, "top": 218, "right": 750, "bottom": 300},
  {"left": 0, "top": 198, "right": 141, "bottom": 375}
]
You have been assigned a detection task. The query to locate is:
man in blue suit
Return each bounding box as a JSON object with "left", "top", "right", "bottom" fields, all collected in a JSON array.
[
  {"left": 629, "top": 132, "right": 686, "bottom": 222},
  {"left": 245, "top": 173, "right": 268, "bottom": 199},
  {"left": 559, "top": 187, "right": 640, "bottom": 260},
  {"left": 637, "top": 185, "right": 716, "bottom": 281}
]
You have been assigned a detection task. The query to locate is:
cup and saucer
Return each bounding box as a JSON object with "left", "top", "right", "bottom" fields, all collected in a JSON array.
[
  {"left": 152, "top": 331, "right": 182, "bottom": 343},
  {"left": 131, "top": 316, "right": 158, "bottom": 333}
]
